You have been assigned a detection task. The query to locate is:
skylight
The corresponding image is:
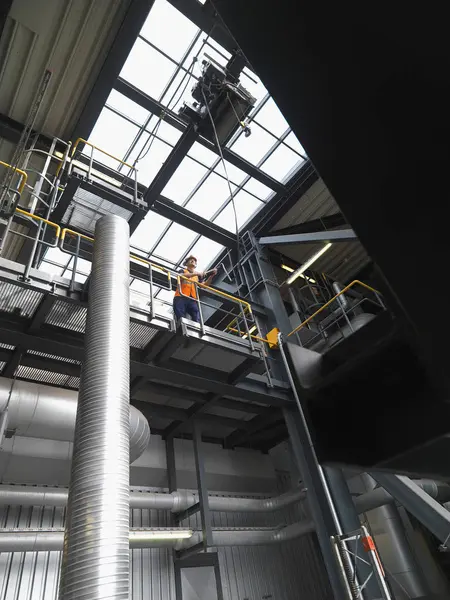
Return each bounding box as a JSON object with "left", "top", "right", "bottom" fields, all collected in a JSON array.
[{"left": 81, "top": 0, "right": 306, "bottom": 289}]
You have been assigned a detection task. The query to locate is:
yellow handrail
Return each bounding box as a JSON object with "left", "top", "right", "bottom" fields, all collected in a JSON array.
[
  {"left": 71, "top": 138, "right": 137, "bottom": 171},
  {"left": 177, "top": 274, "right": 252, "bottom": 311},
  {"left": 0, "top": 161, "right": 28, "bottom": 194},
  {"left": 287, "top": 279, "right": 381, "bottom": 338},
  {"left": 227, "top": 326, "right": 270, "bottom": 344},
  {"left": 15, "top": 208, "right": 61, "bottom": 238},
  {"left": 61, "top": 229, "right": 250, "bottom": 310}
]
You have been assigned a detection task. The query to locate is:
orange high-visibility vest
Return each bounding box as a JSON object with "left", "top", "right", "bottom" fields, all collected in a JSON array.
[{"left": 174, "top": 269, "right": 199, "bottom": 299}]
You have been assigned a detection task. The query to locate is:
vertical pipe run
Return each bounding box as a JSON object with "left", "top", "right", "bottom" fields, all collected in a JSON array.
[{"left": 59, "top": 215, "right": 131, "bottom": 600}]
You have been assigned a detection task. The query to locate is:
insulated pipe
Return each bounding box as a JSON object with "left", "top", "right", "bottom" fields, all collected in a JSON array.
[
  {"left": 59, "top": 215, "right": 131, "bottom": 600},
  {"left": 0, "top": 521, "right": 316, "bottom": 553},
  {"left": 0, "top": 378, "right": 150, "bottom": 463},
  {"left": 0, "top": 485, "right": 306, "bottom": 513},
  {"left": 355, "top": 479, "right": 450, "bottom": 514}
]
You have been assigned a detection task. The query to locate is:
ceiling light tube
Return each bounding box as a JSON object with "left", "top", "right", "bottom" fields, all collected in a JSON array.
[
  {"left": 129, "top": 530, "right": 193, "bottom": 540},
  {"left": 286, "top": 243, "right": 332, "bottom": 285}
]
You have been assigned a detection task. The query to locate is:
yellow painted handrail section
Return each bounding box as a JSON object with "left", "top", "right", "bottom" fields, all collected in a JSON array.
[
  {"left": 15, "top": 208, "right": 61, "bottom": 238},
  {"left": 0, "top": 161, "right": 28, "bottom": 193},
  {"left": 287, "top": 279, "right": 381, "bottom": 338},
  {"left": 71, "top": 138, "right": 137, "bottom": 171},
  {"left": 61, "top": 228, "right": 250, "bottom": 310}
]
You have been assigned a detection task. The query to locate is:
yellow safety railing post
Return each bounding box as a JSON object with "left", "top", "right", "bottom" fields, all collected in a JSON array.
[{"left": 0, "top": 161, "right": 28, "bottom": 194}]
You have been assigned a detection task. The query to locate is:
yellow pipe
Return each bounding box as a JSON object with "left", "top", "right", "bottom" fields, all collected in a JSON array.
[
  {"left": 0, "top": 161, "right": 28, "bottom": 194},
  {"left": 15, "top": 208, "right": 61, "bottom": 238},
  {"left": 287, "top": 279, "right": 381, "bottom": 337}
]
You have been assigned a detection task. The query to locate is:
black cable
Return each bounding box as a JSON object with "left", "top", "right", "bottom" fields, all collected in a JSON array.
[{"left": 200, "top": 85, "right": 240, "bottom": 259}]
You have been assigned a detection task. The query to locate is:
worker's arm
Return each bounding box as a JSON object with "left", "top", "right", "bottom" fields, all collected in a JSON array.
[
  {"left": 182, "top": 271, "right": 205, "bottom": 279},
  {"left": 203, "top": 268, "right": 218, "bottom": 286}
]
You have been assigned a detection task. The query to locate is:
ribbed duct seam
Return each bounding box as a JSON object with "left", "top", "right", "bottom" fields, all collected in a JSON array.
[{"left": 59, "top": 215, "right": 131, "bottom": 600}]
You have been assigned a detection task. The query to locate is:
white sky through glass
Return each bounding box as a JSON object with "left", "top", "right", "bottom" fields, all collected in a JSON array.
[{"left": 83, "top": 0, "right": 307, "bottom": 301}]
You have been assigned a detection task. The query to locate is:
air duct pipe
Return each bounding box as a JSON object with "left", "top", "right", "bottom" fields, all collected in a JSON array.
[
  {"left": 0, "top": 520, "right": 315, "bottom": 553},
  {"left": 59, "top": 215, "right": 131, "bottom": 600},
  {"left": 0, "top": 484, "right": 306, "bottom": 513},
  {"left": 0, "top": 378, "right": 150, "bottom": 463},
  {"left": 355, "top": 479, "right": 450, "bottom": 514}
]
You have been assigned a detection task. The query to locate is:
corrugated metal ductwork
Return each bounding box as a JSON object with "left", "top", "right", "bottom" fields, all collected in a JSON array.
[
  {"left": 0, "top": 377, "right": 150, "bottom": 463},
  {"left": 0, "top": 484, "right": 305, "bottom": 513},
  {"left": 0, "top": 520, "right": 315, "bottom": 553},
  {"left": 58, "top": 214, "right": 131, "bottom": 599}
]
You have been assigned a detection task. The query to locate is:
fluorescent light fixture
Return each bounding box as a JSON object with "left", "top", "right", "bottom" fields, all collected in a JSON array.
[
  {"left": 130, "top": 530, "right": 193, "bottom": 540},
  {"left": 282, "top": 264, "right": 316, "bottom": 284},
  {"left": 286, "top": 243, "right": 332, "bottom": 285}
]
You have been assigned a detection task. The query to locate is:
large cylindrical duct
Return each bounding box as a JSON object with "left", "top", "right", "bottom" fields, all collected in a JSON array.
[
  {"left": 0, "top": 378, "right": 150, "bottom": 462},
  {"left": 59, "top": 215, "right": 131, "bottom": 600},
  {"left": 0, "top": 484, "right": 305, "bottom": 513},
  {"left": 0, "top": 520, "right": 315, "bottom": 553}
]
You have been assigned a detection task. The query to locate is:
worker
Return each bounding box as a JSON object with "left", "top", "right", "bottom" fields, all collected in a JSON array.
[{"left": 173, "top": 255, "right": 217, "bottom": 323}]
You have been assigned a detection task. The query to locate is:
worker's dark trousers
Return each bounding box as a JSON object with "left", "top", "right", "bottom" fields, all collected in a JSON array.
[{"left": 173, "top": 296, "right": 200, "bottom": 323}]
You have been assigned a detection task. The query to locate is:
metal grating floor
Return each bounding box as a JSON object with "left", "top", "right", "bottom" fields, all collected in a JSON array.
[
  {"left": 0, "top": 282, "right": 43, "bottom": 318},
  {"left": 27, "top": 350, "right": 81, "bottom": 365},
  {"left": 45, "top": 300, "right": 87, "bottom": 333},
  {"left": 130, "top": 321, "right": 159, "bottom": 349},
  {"left": 62, "top": 187, "right": 132, "bottom": 234},
  {"left": 15, "top": 366, "right": 77, "bottom": 388}
]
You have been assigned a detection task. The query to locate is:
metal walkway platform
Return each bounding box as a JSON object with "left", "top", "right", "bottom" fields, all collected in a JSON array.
[{"left": 0, "top": 257, "right": 292, "bottom": 449}]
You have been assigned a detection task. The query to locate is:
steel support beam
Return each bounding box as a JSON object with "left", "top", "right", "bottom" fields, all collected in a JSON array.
[
  {"left": 115, "top": 79, "right": 285, "bottom": 193},
  {"left": 259, "top": 228, "right": 357, "bottom": 246},
  {"left": 192, "top": 420, "right": 213, "bottom": 549},
  {"left": 152, "top": 196, "right": 238, "bottom": 249},
  {"left": 371, "top": 473, "right": 450, "bottom": 544},
  {"left": 144, "top": 124, "right": 198, "bottom": 210},
  {"left": 166, "top": 435, "right": 177, "bottom": 493},
  {"left": 284, "top": 409, "right": 348, "bottom": 600}
]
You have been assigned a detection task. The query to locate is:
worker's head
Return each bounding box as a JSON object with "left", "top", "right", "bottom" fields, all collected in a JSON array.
[{"left": 184, "top": 255, "right": 197, "bottom": 272}]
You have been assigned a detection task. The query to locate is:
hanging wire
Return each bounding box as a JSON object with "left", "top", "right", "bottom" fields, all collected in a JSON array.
[{"left": 200, "top": 85, "right": 240, "bottom": 259}]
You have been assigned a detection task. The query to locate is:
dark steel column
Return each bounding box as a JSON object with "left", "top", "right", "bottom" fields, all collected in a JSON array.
[
  {"left": 192, "top": 420, "right": 213, "bottom": 549},
  {"left": 59, "top": 215, "right": 130, "bottom": 600},
  {"left": 324, "top": 467, "right": 380, "bottom": 599}
]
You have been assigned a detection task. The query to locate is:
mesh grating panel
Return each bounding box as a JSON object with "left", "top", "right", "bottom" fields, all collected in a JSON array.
[
  {"left": 15, "top": 366, "right": 72, "bottom": 387},
  {"left": 0, "top": 282, "right": 43, "bottom": 317},
  {"left": 45, "top": 300, "right": 87, "bottom": 333},
  {"left": 0, "top": 343, "right": 14, "bottom": 350},
  {"left": 129, "top": 322, "right": 159, "bottom": 349},
  {"left": 66, "top": 376, "right": 80, "bottom": 389},
  {"left": 63, "top": 187, "right": 132, "bottom": 234},
  {"left": 27, "top": 350, "right": 82, "bottom": 365},
  {"left": 0, "top": 362, "right": 5, "bottom": 373}
]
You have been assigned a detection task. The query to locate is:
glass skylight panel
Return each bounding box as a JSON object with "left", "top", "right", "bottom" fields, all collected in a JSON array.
[
  {"left": 131, "top": 213, "right": 171, "bottom": 251},
  {"left": 149, "top": 120, "right": 182, "bottom": 146},
  {"left": 243, "top": 178, "right": 273, "bottom": 201},
  {"left": 153, "top": 223, "right": 199, "bottom": 262},
  {"left": 140, "top": 0, "right": 199, "bottom": 63},
  {"left": 86, "top": 108, "right": 140, "bottom": 169},
  {"left": 214, "top": 160, "right": 247, "bottom": 188},
  {"left": 106, "top": 90, "right": 150, "bottom": 125},
  {"left": 186, "top": 236, "right": 224, "bottom": 270},
  {"left": 121, "top": 39, "right": 177, "bottom": 100},
  {"left": 64, "top": 270, "right": 88, "bottom": 284},
  {"left": 128, "top": 137, "right": 174, "bottom": 186},
  {"left": 260, "top": 144, "right": 302, "bottom": 182},
  {"left": 188, "top": 142, "right": 218, "bottom": 168},
  {"left": 162, "top": 157, "right": 208, "bottom": 204},
  {"left": 254, "top": 98, "right": 289, "bottom": 138},
  {"left": 213, "top": 191, "right": 262, "bottom": 232},
  {"left": 184, "top": 173, "right": 235, "bottom": 218},
  {"left": 284, "top": 131, "right": 307, "bottom": 157},
  {"left": 230, "top": 123, "right": 275, "bottom": 164}
]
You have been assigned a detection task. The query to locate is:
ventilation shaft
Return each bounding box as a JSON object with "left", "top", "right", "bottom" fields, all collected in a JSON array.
[{"left": 58, "top": 215, "right": 131, "bottom": 600}]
